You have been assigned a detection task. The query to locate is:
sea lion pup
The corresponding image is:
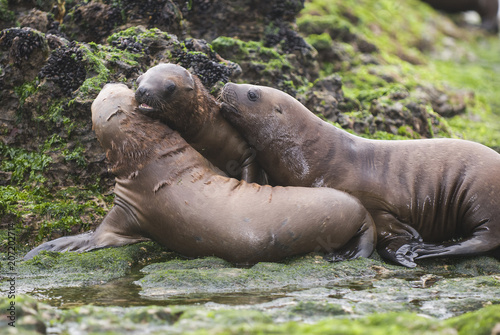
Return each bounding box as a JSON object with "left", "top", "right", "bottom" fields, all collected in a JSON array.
[
  {"left": 24, "top": 83, "right": 376, "bottom": 263},
  {"left": 135, "top": 63, "right": 266, "bottom": 184},
  {"left": 422, "top": 0, "right": 499, "bottom": 33},
  {"left": 220, "top": 82, "right": 500, "bottom": 268}
]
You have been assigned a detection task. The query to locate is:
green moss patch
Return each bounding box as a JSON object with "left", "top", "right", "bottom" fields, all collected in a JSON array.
[
  {"left": 298, "top": 0, "right": 500, "bottom": 148},
  {"left": 2, "top": 294, "right": 498, "bottom": 335},
  {"left": 1, "top": 242, "right": 169, "bottom": 293}
]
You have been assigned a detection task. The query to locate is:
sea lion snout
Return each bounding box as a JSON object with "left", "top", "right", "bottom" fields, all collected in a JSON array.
[
  {"left": 135, "top": 86, "right": 150, "bottom": 99},
  {"left": 221, "top": 83, "right": 239, "bottom": 107},
  {"left": 135, "top": 86, "right": 156, "bottom": 113}
]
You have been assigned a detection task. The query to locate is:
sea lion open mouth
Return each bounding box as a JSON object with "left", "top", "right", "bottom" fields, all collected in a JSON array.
[{"left": 138, "top": 102, "right": 156, "bottom": 113}]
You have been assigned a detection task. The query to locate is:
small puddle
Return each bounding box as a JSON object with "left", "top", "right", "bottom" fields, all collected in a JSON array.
[
  {"left": 29, "top": 273, "right": 157, "bottom": 309},
  {"left": 29, "top": 272, "right": 290, "bottom": 309}
]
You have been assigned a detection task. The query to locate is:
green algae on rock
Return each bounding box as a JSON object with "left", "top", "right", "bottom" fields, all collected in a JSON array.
[
  {"left": 211, "top": 35, "right": 318, "bottom": 95},
  {"left": 1, "top": 294, "right": 499, "bottom": 334},
  {"left": 2, "top": 242, "right": 168, "bottom": 293},
  {"left": 297, "top": 0, "right": 500, "bottom": 147},
  {"left": 134, "top": 254, "right": 500, "bottom": 320}
]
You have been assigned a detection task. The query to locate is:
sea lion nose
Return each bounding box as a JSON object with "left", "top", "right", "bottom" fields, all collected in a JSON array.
[{"left": 135, "top": 86, "right": 148, "bottom": 100}]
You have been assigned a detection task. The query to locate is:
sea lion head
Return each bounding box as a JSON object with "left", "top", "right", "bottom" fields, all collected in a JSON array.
[
  {"left": 92, "top": 83, "right": 137, "bottom": 152},
  {"left": 220, "top": 83, "right": 316, "bottom": 180},
  {"left": 135, "top": 63, "right": 203, "bottom": 130},
  {"left": 92, "top": 83, "right": 175, "bottom": 176},
  {"left": 220, "top": 83, "right": 312, "bottom": 149}
]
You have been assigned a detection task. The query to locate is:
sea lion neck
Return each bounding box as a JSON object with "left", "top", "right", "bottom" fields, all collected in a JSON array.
[
  {"left": 175, "top": 80, "right": 221, "bottom": 140},
  {"left": 263, "top": 115, "right": 360, "bottom": 187},
  {"left": 105, "top": 113, "right": 183, "bottom": 178}
]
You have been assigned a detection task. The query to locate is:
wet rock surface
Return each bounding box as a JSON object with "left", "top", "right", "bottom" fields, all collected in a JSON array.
[{"left": 2, "top": 247, "right": 500, "bottom": 334}]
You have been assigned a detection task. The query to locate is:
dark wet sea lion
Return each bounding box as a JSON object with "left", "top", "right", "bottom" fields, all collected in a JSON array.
[
  {"left": 422, "top": 0, "right": 499, "bottom": 32},
  {"left": 220, "top": 82, "right": 500, "bottom": 267},
  {"left": 24, "top": 83, "right": 376, "bottom": 263},
  {"left": 135, "top": 63, "right": 266, "bottom": 183}
]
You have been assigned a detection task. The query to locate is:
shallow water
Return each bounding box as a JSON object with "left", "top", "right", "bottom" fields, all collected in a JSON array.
[
  {"left": 26, "top": 265, "right": 496, "bottom": 322},
  {"left": 28, "top": 271, "right": 292, "bottom": 309}
]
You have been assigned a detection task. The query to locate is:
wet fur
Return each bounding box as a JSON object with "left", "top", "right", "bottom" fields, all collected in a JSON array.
[
  {"left": 25, "top": 83, "right": 377, "bottom": 264},
  {"left": 221, "top": 82, "right": 500, "bottom": 268},
  {"left": 135, "top": 64, "right": 267, "bottom": 183}
]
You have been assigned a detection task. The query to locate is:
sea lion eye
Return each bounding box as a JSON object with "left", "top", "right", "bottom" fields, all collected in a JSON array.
[
  {"left": 165, "top": 82, "right": 176, "bottom": 94},
  {"left": 247, "top": 90, "right": 258, "bottom": 101}
]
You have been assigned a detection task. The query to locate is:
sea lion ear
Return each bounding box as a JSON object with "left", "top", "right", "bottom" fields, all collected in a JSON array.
[
  {"left": 136, "top": 74, "right": 143, "bottom": 85},
  {"left": 274, "top": 105, "right": 283, "bottom": 114},
  {"left": 187, "top": 73, "right": 195, "bottom": 90}
]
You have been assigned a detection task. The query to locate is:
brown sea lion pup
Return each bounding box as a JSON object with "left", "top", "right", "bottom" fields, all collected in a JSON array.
[
  {"left": 135, "top": 63, "right": 266, "bottom": 184},
  {"left": 422, "top": 0, "right": 499, "bottom": 33},
  {"left": 220, "top": 82, "right": 500, "bottom": 268},
  {"left": 24, "top": 83, "right": 376, "bottom": 264}
]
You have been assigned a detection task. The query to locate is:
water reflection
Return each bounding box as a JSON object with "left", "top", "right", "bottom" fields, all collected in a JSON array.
[{"left": 30, "top": 273, "right": 289, "bottom": 309}]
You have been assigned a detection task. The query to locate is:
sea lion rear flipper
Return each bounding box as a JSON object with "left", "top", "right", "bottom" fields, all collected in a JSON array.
[
  {"left": 413, "top": 226, "right": 500, "bottom": 260},
  {"left": 23, "top": 204, "right": 150, "bottom": 260},
  {"left": 372, "top": 210, "right": 423, "bottom": 268}
]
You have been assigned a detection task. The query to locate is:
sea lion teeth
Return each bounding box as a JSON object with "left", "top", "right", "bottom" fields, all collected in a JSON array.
[{"left": 138, "top": 103, "right": 154, "bottom": 111}]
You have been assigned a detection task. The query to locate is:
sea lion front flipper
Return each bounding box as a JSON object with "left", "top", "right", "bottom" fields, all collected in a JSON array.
[
  {"left": 23, "top": 231, "right": 98, "bottom": 260},
  {"left": 23, "top": 204, "right": 150, "bottom": 260},
  {"left": 324, "top": 212, "right": 377, "bottom": 262},
  {"left": 372, "top": 210, "right": 423, "bottom": 268},
  {"left": 239, "top": 147, "right": 269, "bottom": 185}
]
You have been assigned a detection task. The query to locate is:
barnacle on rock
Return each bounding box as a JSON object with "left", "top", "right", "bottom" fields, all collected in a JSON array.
[
  {"left": 173, "top": 39, "right": 236, "bottom": 87},
  {"left": 111, "top": 37, "right": 146, "bottom": 54},
  {"left": 39, "top": 41, "right": 86, "bottom": 96},
  {"left": 0, "top": 28, "right": 46, "bottom": 61}
]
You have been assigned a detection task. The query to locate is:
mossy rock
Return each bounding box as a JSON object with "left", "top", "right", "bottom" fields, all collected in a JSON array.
[
  {"left": 2, "top": 242, "right": 170, "bottom": 292},
  {"left": 1, "top": 294, "right": 499, "bottom": 334},
  {"left": 211, "top": 36, "right": 317, "bottom": 95}
]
